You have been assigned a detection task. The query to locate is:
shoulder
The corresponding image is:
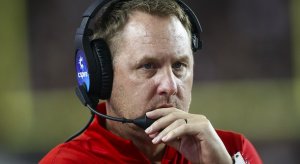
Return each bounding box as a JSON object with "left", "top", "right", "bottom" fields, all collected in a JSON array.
[
  {"left": 216, "top": 129, "right": 245, "bottom": 153},
  {"left": 39, "top": 140, "right": 98, "bottom": 164},
  {"left": 216, "top": 130, "right": 263, "bottom": 164}
]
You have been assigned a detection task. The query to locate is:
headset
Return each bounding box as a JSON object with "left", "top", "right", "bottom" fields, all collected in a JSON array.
[{"left": 68, "top": 0, "right": 202, "bottom": 142}]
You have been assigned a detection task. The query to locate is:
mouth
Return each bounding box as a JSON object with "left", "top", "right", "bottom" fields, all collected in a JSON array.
[
  {"left": 155, "top": 104, "right": 175, "bottom": 109},
  {"left": 144, "top": 100, "right": 178, "bottom": 114},
  {"left": 144, "top": 104, "right": 175, "bottom": 114}
]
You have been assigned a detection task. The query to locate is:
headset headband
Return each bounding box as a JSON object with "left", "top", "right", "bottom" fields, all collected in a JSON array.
[{"left": 75, "top": 0, "right": 202, "bottom": 52}]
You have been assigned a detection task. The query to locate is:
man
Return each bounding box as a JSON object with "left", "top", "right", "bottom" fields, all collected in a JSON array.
[{"left": 40, "top": 0, "right": 262, "bottom": 163}]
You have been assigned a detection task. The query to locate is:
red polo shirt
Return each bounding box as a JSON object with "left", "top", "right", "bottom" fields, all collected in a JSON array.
[{"left": 40, "top": 103, "right": 262, "bottom": 163}]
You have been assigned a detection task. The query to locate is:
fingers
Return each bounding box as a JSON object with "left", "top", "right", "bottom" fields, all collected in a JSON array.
[
  {"left": 148, "top": 132, "right": 159, "bottom": 138},
  {"left": 145, "top": 107, "right": 210, "bottom": 145},
  {"left": 150, "top": 118, "right": 187, "bottom": 144},
  {"left": 146, "top": 107, "right": 177, "bottom": 119},
  {"left": 145, "top": 108, "right": 191, "bottom": 144},
  {"left": 145, "top": 108, "right": 232, "bottom": 163},
  {"left": 161, "top": 122, "right": 187, "bottom": 142},
  {"left": 145, "top": 108, "right": 187, "bottom": 134}
]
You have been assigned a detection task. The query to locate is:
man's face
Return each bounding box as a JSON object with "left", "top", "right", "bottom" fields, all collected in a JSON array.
[{"left": 107, "top": 11, "right": 193, "bottom": 125}]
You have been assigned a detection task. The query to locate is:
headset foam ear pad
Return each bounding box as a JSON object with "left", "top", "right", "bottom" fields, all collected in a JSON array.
[{"left": 91, "top": 39, "right": 113, "bottom": 99}]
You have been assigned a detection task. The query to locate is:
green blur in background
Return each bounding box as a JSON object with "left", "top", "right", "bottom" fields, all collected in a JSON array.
[
  {"left": 0, "top": 0, "right": 33, "bottom": 151},
  {"left": 0, "top": 0, "right": 300, "bottom": 163}
]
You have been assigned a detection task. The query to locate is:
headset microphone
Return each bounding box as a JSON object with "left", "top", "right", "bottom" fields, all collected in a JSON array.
[
  {"left": 75, "top": 84, "right": 156, "bottom": 129},
  {"left": 66, "top": 85, "right": 155, "bottom": 142}
]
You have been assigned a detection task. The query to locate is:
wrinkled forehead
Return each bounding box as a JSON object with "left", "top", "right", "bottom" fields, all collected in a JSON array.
[
  {"left": 124, "top": 11, "right": 191, "bottom": 40},
  {"left": 113, "top": 11, "right": 193, "bottom": 64},
  {"left": 121, "top": 11, "right": 191, "bottom": 51}
]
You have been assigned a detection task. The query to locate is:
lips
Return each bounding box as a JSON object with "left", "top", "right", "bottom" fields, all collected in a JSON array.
[
  {"left": 155, "top": 104, "right": 175, "bottom": 109},
  {"left": 146, "top": 104, "right": 174, "bottom": 113}
]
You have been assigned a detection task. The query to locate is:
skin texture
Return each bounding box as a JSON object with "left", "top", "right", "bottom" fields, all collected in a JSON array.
[{"left": 105, "top": 11, "right": 232, "bottom": 163}]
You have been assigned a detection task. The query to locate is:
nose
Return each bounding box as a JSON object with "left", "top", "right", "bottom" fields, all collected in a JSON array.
[{"left": 157, "top": 68, "right": 178, "bottom": 96}]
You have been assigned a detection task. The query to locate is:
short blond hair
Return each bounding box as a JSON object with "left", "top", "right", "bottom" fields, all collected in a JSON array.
[{"left": 93, "top": 0, "right": 192, "bottom": 59}]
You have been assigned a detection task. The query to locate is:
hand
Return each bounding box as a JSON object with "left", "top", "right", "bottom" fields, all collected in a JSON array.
[{"left": 145, "top": 108, "right": 232, "bottom": 164}]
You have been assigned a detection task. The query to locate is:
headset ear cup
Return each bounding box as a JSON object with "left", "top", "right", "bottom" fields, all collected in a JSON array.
[{"left": 91, "top": 39, "right": 113, "bottom": 99}]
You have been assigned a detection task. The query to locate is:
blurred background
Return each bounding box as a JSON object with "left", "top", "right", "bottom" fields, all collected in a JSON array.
[{"left": 0, "top": 0, "right": 299, "bottom": 163}]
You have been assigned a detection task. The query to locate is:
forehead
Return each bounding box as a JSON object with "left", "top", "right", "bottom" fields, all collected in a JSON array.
[
  {"left": 117, "top": 11, "right": 192, "bottom": 61},
  {"left": 123, "top": 11, "right": 190, "bottom": 41}
]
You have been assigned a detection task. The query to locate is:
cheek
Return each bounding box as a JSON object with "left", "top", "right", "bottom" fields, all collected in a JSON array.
[
  {"left": 179, "top": 86, "right": 192, "bottom": 112},
  {"left": 109, "top": 82, "right": 129, "bottom": 113},
  {"left": 180, "top": 71, "right": 193, "bottom": 111},
  {"left": 109, "top": 67, "right": 155, "bottom": 117},
  {"left": 108, "top": 66, "right": 134, "bottom": 116}
]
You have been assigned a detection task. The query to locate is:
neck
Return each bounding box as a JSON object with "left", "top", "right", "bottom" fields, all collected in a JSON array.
[{"left": 106, "top": 116, "right": 166, "bottom": 162}]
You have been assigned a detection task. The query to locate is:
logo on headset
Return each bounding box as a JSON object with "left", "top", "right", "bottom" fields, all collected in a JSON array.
[
  {"left": 77, "top": 56, "right": 88, "bottom": 79},
  {"left": 79, "top": 56, "right": 85, "bottom": 70},
  {"left": 76, "top": 50, "right": 90, "bottom": 90},
  {"left": 78, "top": 71, "right": 88, "bottom": 79}
]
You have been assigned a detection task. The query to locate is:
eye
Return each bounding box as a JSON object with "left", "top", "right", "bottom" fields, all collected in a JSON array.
[
  {"left": 172, "top": 61, "right": 188, "bottom": 78},
  {"left": 172, "top": 62, "right": 186, "bottom": 70},
  {"left": 142, "top": 63, "right": 154, "bottom": 69},
  {"left": 137, "top": 62, "right": 157, "bottom": 78}
]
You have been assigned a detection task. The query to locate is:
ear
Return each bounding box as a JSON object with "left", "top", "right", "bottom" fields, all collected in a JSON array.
[{"left": 91, "top": 39, "right": 114, "bottom": 99}]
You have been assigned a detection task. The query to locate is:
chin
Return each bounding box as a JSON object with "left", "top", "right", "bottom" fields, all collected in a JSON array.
[{"left": 128, "top": 125, "right": 151, "bottom": 140}]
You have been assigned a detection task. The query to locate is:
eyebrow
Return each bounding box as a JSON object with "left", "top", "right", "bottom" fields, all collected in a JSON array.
[
  {"left": 134, "top": 56, "right": 159, "bottom": 66},
  {"left": 174, "top": 55, "right": 190, "bottom": 63},
  {"left": 134, "top": 53, "right": 192, "bottom": 66}
]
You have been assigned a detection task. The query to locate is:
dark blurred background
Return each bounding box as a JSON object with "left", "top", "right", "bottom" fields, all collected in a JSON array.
[{"left": 1, "top": 0, "right": 300, "bottom": 163}]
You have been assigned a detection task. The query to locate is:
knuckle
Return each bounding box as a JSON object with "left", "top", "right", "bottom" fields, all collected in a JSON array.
[
  {"left": 200, "top": 115, "right": 207, "bottom": 120},
  {"left": 202, "top": 118, "right": 211, "bottom": 128}
]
